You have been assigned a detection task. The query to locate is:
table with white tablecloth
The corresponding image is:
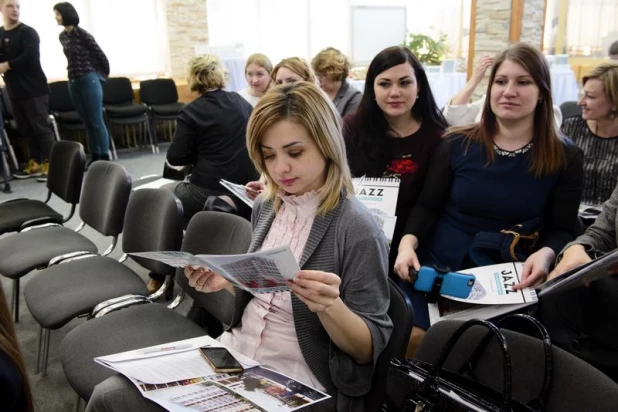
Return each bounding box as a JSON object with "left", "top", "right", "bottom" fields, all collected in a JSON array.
[
  {"left": 349, "top": 72, "right": 467, "bottom": 109},
  {"left": 550, "top": 66, "right": 580, "bottom": 107}
]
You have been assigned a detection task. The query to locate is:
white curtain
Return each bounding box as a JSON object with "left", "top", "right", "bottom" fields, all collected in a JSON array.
[
  {"left": 566, "top": 0, "right": 618, "bottom": 56},
  {"left": 206, "top": 0, "right": 468, "bottom": 65},
  {"left": 19, "top": 0, "right": 168, "bottom": 80}
]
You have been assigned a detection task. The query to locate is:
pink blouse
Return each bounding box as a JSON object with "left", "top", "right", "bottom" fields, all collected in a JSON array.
[{"left": 220, "top": 190, "right": 325, "bottom": 390}]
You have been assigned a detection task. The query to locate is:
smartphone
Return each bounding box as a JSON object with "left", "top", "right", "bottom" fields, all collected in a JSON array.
[
  {"left": 199, "top": 347, "right": 244, "bottom": 373},
  {"left": 411, "top": 266, "right": 475, "bottom": 299}
]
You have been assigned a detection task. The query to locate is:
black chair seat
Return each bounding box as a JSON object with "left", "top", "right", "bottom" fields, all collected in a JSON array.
[
  {"left": 53, "top": 111, "right": 83, "bottom": 124},
  {"left": 0, "top": 200, "right": 63, "bottom": 233},
  {"left": 105, "top": 104, "right": 147, "bottom": 118},
  {"left": 25, "top": 256, "right": 148, "bottom": 329},
  {"left": 150, "top": 102, "right": 184, "bottom": 117},
  {"left": 0, "top": 227, "right": 98, "bottom": 278},
  {"left": 61, "top": 304, "right": 205, "bottom": 401}
]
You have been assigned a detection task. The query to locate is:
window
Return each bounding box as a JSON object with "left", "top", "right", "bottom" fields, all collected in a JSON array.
[{"left": 19, "top": 0, "right": 168, "bottom": 80}]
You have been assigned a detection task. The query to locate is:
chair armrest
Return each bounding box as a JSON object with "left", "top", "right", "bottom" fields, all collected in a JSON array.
[
  {"left": 91, "top": 294, "right": 146, "bottom": 317},
  {"left": 0, "top": 198, "right": 28, "bottom": 205},
  {"left": 147, "top": 275, "right": 173, "bottom": 301},
  {"left": 19, "top": 216, "right": 63, "bottom": 231},
  {"left": 20, "top": 223, "right": 62, "bottom": 233},
  {"left": 48, "top": 251, "right": 98, "bottom": 267},
  {"left": 167, "top": 289, "right": 186, "bottom": 310},
  {"left": 92, "top": 296, "right": 152, "bottom": 318}
]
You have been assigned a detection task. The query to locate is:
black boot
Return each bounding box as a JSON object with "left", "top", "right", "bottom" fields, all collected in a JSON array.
[{"left": 99, "top": 153, "right": 111, "bottom": 161}]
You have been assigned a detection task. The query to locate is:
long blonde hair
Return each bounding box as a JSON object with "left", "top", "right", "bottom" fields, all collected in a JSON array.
[{"left": 246, "top": 82, "right": 353, "bottom": 215}]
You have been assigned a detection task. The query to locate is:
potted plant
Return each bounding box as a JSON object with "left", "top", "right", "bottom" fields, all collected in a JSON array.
[{"left": 404, "top": 33, "right": 449, "bottom": 66}]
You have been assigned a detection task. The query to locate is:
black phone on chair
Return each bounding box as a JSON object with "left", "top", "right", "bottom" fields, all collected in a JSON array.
[{"left": 199, "top": 347, "right": 244, "bottom": 373}]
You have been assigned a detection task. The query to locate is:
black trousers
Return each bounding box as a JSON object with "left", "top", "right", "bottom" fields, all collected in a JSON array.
[{"left": 11, "top": 95, "right": 54, "bottom": 163}]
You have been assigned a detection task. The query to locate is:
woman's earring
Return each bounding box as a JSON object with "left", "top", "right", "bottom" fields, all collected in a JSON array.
[{"left": 416, "top": 95, "right": 419, "bottom": 100}]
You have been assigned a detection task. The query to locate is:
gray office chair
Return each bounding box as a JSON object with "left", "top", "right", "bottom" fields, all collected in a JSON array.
[
  {"left": 560, "top": 101, "right": 582, "bottom": 119},
  {"left": 416, "top": 320, "right": 618, "bottom": 411},
  {"left": 0, "top": 141, "right": 85, "bottom": 235},
  {"left": 60, "top": 211, "right": 252, "bottom": 408},
  {"left": 365, "top": 279, "right": 414, "bottom": 411},
  {"left": 24, "top": 188, "right": 184, "bottom": 376},
  {"left": 0, "top": 161, "right": 132, "bottom": 322}
]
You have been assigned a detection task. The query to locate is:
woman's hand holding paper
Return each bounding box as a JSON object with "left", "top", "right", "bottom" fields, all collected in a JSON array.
[{"left": 185, "top": 266, "right": 232, "bottom": 294}]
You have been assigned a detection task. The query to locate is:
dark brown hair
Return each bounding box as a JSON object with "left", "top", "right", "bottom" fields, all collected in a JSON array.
[
  {"left": 0, "top": 283, "right": 34, "bottom": 412},
  {"left": 447, "top": 42, "right": 565, "bottom": 176}
]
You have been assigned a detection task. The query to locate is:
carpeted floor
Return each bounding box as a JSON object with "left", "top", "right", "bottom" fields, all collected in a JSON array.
[{"left": 0, "top": 144, "right": 196, "bottom": 412}]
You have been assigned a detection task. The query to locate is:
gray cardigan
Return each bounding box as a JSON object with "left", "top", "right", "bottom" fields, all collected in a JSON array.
[
  {"left": 561, "top": 183, "right": 618, "bottom": 256},
  {"left": 333, "top": 81, "right": 362, "bottom": 117},
  {"left": 210, "top": 193, "right": 393, "bottom": 411}
]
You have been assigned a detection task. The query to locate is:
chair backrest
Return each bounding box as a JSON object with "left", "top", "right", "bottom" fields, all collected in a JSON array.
[
  {"left": 102, "top": 77, "right": 135, "bottom": 106},
  {"left": 560, "top": 101, "right": 582, "bottom": 119},
  {"left": 47, "top": 141, "right": 86, "bottom": 204},
  {"left": 48, "top": 81, "right": 76, "bottom": 112},
  {"left": 365, "top": 279, "right": 414, "bottom": 410},
  {"left": 175, "top": 212, "right": 253, "bottom": 323},
  {"left": 79, "top": 161, "right": 132, "bottom": 237},
  {"left": 416, "top": 320, "right": 618, "bottom": 411},
  {"left": 122, "top": 189, "right": 184, "bottom": 274},
  {"left": 139, "top": 79, "right": 179, "bottom": 106}
]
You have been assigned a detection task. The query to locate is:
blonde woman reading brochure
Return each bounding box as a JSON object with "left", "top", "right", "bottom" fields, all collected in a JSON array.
[{"left": 86, "top": 82, "right": 393, "bottom": 412}]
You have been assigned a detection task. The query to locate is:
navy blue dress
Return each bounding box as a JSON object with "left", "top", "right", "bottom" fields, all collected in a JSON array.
[{"left": 402, "top": 134, "right": 584, "bottom": 329}]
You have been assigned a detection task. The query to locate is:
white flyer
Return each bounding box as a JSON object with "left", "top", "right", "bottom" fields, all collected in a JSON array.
[{"left": 130, "top": 245, "right": 300, "bottom": 294}]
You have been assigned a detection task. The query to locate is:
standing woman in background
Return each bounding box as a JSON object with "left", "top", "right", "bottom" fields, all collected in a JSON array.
[
  {"left": 54, "top": 2, "right": 110, "bottom": 164},
  {"left": 238, "top": 53, "right": 272, "bottom": 107},
  {"left": 0, "top": 282, "right": 34, "bottom": 412},
  {"left": 312, "top": 47, "right": 362, "bottom": 117}
]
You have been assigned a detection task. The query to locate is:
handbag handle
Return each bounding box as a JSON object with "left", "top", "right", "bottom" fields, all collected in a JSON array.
[
  {"left": 418, "top": 318, "right": 513, "bottom": 411},
  {"left": 458, "top": 314, "right": 553, "bottom": 410}
]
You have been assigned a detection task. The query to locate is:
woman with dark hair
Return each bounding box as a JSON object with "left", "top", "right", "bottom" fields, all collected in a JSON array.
[
  {"left": 394, "top": 42, "right": 584, "bottom": 356},
  {"left": 343, "top": 45, "right": 448, "bottom": 263},
  {"left": 54, "top": 2, "right": 110, "bottom": 164},
  {"left": 0, "top": 282, "right": 34, "bottom": 412}
]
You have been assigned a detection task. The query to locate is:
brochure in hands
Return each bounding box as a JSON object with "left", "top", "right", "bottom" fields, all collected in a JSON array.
[
  {"left": 129, "top": 245, "right": 300, "bottom": 294},
  {"left": 428, "top": 249, "right": 618, "bottom": 325},
  {"left": 95, "top": 336, "right": 330, "bottom": 411}
]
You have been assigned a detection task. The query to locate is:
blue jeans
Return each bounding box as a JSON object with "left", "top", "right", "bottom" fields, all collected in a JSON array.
[{"left": 68, "top": 72, "right": 109, "bottom": 155}]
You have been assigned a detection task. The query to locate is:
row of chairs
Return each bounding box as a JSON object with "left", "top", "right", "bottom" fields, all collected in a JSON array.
[{"left": 49, "top": 77, "right": 184, "bottom": 155}]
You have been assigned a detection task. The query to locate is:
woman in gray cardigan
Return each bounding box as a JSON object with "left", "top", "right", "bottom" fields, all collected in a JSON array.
[
  {"left": 86, "top": 82, "right": 392, "bottom": 412},
  {"left": 543, "top": 182, "right": 618, "bottom": 381}
]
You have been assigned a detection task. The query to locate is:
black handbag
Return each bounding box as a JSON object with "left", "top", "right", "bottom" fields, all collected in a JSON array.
[
  {"left": 385, "top": 316, "right": 553, "bottom": 411},
  {"left": 469, "top": 219, "right": 541, "bottom": 267}
]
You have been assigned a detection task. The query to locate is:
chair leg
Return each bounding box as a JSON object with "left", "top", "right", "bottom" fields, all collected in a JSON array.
[
  {"left": 36, "top": 326, "right": 44, "bottom": 374},
  {"left": 41, "top": 328, "right": 51, "bottom": 376},
  {"left": 73, "top": 392, "right": 84, "bottom": 412},
  {"left": 11, "top": 278, "right": 19, "bottom": 323},
  {"left": 145, "top": 118, "right": 158, "bottom": 154},
  {"left": 108, "top": 131, "right": 118, "bottom": 160}
]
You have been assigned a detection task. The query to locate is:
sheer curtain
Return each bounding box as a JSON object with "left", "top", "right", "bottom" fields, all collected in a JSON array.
[
  {"left": 566, "top": 0, "right": 618, "bottom": 56},
  {"left": 19, "top": 0, "right": 168, "bottom": 80}
]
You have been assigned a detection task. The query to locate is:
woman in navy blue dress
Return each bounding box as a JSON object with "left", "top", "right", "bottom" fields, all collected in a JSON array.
[{"left": 394, "top": 42, "right": 584, "bottom": 356}]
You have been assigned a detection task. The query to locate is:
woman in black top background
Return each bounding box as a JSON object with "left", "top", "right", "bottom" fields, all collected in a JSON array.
[
  {"left": 54, "top": 2, "right": 110, "bottom": 164},
  {"left": 343, "top": 46, "right": 447, "bottom": 265},
  {"left": 166, "top": 54, "right": 259, "bottom": 222}
]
